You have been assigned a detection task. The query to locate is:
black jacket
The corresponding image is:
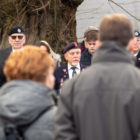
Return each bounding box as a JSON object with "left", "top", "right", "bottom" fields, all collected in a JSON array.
[
  {"left": 55, "top": 41, "right": 140, "bottom": 140},
  {"left": 80, "top": 49, "right": 92, "bottom": 67},
  {"left": 0, "top": 47, "right": 12, "bottom": 87},
  {"left": 136, "top": 51, "right": 140, "bottom": 68}
]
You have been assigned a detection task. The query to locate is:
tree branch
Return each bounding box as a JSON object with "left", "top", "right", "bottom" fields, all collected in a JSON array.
[{"left": 108, "top": 0, "right": 140, "bottom": 21}]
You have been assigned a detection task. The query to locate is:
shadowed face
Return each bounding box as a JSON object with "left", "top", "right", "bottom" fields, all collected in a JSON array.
[
  {"left": 8, "top": 33, "right": 26, "bottom": 50},
  {"left": 64, "top": 48, "right": 81, "bottom": 66}
]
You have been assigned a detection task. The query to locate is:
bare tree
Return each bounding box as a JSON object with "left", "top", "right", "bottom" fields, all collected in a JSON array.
[{"left": 0, "top": 0, "right": 83, "bottom": 54}]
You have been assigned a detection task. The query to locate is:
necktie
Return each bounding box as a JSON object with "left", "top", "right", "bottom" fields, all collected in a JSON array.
[{"left": 71, "top": 67, "right": 77, "bottom": 77}]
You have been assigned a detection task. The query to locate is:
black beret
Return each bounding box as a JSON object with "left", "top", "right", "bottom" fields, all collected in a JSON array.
[
  {"left": 8, "top": 26, "right": 25, "bottom": 36},
  {"left": 63, "top": 42, "right": 79, "bottom": 54},
  {"left": 134, "top": 31, "right": 140, "bottom": 37}
]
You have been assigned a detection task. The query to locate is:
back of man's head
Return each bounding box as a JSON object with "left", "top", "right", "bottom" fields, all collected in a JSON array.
[{"left": 99, "top": 13, "right": 134, "bottom": 47}]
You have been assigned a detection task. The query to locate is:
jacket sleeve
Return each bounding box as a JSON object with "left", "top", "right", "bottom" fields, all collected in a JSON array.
[{"left": 54, "top": 79, "right": 78, "bottom": 140}]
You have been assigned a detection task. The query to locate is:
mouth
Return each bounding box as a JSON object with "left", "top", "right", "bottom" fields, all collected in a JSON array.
[{"left": 72, "top": 59, "right": 79, "bottom": 61}]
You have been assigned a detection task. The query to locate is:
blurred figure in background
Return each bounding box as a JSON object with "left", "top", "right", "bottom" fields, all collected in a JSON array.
[
  {"left": 39, "top": 40, "right": 61, "bottom": 68},
  {"left": 128, "top": 30, "right": 140, "bottom": 68},
  {"left": 0, "top": 26, "right": 26, "bottom": 87},
  {"left": 0, "top": 46, "right": 56, "bottom": 140},
  {"left": 134, "top": 31, "right": 140, "bottom": 68},
  {"left": 80, "top": 26, "right": 99, "bottom": 67}
]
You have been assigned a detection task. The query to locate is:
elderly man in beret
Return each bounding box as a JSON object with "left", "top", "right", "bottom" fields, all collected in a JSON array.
[
  {"left": 0, "top": 26, "right": 26, "bottom": 87},
  {"left": 54, "top": 42, "right": 85, "bottom": 92}
]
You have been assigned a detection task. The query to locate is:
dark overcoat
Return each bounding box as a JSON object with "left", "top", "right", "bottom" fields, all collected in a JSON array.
[{"left": 0, "top": 47, "right": 12, "bottom": 87}]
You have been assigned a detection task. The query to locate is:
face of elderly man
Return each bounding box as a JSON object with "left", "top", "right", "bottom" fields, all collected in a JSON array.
[{"left": 64, "top": 48, "right": 81, "bottom": 66}]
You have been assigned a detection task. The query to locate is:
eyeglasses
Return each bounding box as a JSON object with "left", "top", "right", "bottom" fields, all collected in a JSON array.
[{"left": 11, "top": 35, "right": 24, "bottom": 40}]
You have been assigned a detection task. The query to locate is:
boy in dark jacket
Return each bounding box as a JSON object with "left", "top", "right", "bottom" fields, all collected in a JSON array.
[{"left": 80, "top": 26, "right": 99, "bottom": 67}]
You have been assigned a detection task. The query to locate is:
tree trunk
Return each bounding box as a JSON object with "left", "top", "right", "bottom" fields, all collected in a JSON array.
[{"left": 0, "top": 0, "right": 83, "bottom": 54}]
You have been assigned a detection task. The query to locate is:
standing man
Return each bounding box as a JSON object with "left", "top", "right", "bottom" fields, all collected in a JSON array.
[
  {"left": 54, "top": 42, "right": 85, "bottom": 91},
  {"left": 0, "top": 26, "right": 26, "bottom": 87},
  {"left": 55, "top": 14, "right": 140, "bottom": 140}
]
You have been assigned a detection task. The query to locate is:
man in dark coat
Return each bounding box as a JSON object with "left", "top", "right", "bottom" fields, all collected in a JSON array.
[
  {"left": 54, "top": 42, "right": 85, "bottom": 92},
  {"left": 0, "top": 26, "right": 26, "bottom": 87},
  {"left": 55, "top": 14, "right": 140, "bottom": 140}
]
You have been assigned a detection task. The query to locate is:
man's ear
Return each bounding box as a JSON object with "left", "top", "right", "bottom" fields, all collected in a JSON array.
[
  {"left": 126, "top": 38, "right": 136, "bottom": 54},
  {"left": 8, "top": 36, "right": 11, "bottom": 44},
  {"left": 64, "top": 54, "right": 67, "bottom": 61},
  {"left": 84, "top": 38, "right": 88, "bottom": 48},
  {"left": 96, "top": 40, "right": 102, "bottom": 49}
]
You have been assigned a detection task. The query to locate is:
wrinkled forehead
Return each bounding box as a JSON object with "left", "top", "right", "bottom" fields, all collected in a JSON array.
[
  {"left": 136, "top": 37, "right": 140, "bottom": 40},
  {"left": 68, "top": 48, "right": 81, "bottom": 53}
]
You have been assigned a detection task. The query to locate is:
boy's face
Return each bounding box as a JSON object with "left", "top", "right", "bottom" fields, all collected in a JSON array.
[{"left": 85, "top": 40, "right": 97, "bottom": 54}]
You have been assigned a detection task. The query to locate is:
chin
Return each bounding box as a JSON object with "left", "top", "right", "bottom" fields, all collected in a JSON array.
[
  {"left": 14, "top": 46, "right": 22, "bottom": 49},
  {"left": 72, "top": 62, "right": 79, "bottom": 66}
]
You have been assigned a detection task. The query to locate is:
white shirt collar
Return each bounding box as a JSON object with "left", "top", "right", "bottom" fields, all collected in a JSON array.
[
  {"left": 68, "top": 63, "right": 80, "bottom": 70},
  {"left": 67, "top": 63, "right": 81, "bottom": 79}
]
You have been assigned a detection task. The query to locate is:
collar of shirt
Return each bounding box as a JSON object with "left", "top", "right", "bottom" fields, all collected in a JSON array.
[
  {"left": 12, "top": 48, "right": 23, "bottom": 52},
  {"left": 67, "top": 63, "right": 80, "bottom": 79},
  {"left": 134, "top": 53, "right": 138, "bottom": 57}
]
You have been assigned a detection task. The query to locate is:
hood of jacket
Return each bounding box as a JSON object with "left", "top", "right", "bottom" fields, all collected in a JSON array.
[{"left": 0, "top": 80, "right": 55, "bottom": 126}]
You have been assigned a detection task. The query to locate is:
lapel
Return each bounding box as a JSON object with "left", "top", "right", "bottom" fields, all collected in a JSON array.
[
  {"left": 0, "top": 47, "right": 12, "bottom": 66},
  {"left": 61, "top": 63, "right": 85, "bottom": 81},
  {"left": 62, "top": 64, "right": 69, "bottom": 80}
]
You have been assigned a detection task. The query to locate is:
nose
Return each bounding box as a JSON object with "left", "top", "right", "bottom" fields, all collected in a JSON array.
[{"left": 15, "top": 37, "right": 19, "bottom": 41}]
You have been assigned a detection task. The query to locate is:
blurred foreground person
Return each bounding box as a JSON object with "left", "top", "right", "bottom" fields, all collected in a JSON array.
[
  {"left": 55, "top": 14, "right": 140, "bottom": 140},
  {"left": 39, "top": 40, "right": 61, "bottom": 68},
  {"left": 0, "top": 46, "right": 56, "bottom": 140}
]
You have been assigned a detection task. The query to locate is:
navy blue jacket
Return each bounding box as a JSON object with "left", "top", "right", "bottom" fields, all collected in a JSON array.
[
  {"left": 54, "top": 64, "right": 85, "bottom": 91},
  {"left": 80, "top": 49, "right": 92, "bottom": 67},
  {"left": 136, "top": 51, "right": 140, "bottom": 68}
]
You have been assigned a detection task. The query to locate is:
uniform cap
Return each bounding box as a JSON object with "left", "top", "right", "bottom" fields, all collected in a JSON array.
[
  {"left": 134, "top": 30, "right": 140, "bottom": 37},
  {"left": 8, "top": 26, "right": 25, "bottom": 36},
  {"left": 63, "top": 42, "right": 79, "bottom": 54}
]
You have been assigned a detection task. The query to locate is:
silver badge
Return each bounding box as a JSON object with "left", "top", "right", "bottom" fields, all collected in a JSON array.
[
  {"left": 17, "top": 28, "right": 21, "bottom": 33},
  {"left": 135, "top": 31, "right": 139, "bottom": 37}
]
